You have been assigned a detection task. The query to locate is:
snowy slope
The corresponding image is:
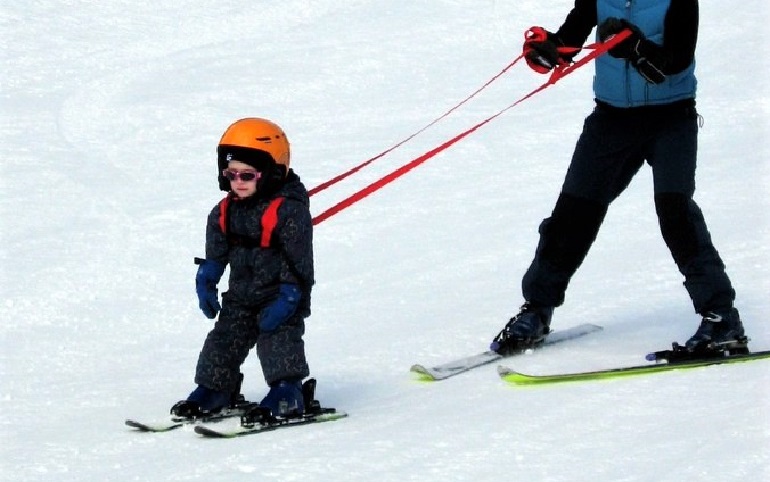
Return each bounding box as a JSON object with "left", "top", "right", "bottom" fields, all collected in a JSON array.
[{"left": 2, "top": 1, "right": 768, "bottom": 481}]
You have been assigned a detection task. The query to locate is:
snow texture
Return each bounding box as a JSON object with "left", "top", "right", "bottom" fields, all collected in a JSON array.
[{"left": 2, "top": 1, "right": 768, "bottom": 481}]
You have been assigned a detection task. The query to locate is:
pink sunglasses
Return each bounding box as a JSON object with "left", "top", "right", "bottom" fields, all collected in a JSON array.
[{"left": 222, "top": 169, "right": 261, "bottom": 182}]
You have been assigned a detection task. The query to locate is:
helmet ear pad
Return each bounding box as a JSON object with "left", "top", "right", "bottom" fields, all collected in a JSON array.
[{"left": 217, "top": 146, "right": 286, "bottom": 195}]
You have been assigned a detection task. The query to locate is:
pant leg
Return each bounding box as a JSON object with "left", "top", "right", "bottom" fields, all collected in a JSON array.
[
  {"left": 194, "top": 300, "right": 259, "bottom": 392},
  {"left": 256, "top": 313, "right": 310, "bottom": 385},
  {"left": 522, "top": 106, "right": 645, "bottom": 306},
  {"left": 648, "top": 106, "right": 735, "bottom": 314},
  {"left": 522, "top": 193, "right": 607, "bottom": 306}
]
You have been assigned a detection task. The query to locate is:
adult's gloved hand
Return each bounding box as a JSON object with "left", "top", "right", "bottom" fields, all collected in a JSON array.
[
  {"left": 259, "top": 283, "right": 302, "bottom": 333},
  {"left": 523, "top": 27, "right": 567, "bottom": 74},
  {"left": 195, "top": 258, "right": 225, "bottom": 319},
  {"left": 597, "top": 18, "right": 665, "bottom": 84},
  {"left": 597, "top": 17, "right": 643, "bottom": 59}
]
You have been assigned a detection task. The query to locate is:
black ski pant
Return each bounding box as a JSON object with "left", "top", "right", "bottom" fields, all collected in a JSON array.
[
  {"left": 522, "top": 101, "right": 735, "bottom": 315},
  {"left": 194, "top": 294, "right": 310, "bottom": 393}
]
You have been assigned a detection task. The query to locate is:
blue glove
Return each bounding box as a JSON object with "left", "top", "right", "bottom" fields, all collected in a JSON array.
[
  {"left": 259, "top": 284, "right": 302, "bottom": 332},
  {"left": 195, "top": 258, "right": 225, "bottom": 319}
]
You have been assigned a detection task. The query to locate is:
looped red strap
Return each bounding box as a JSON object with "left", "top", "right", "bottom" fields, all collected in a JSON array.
[
  {"left": 523, "top": 26, "right": 574, "bottom": 74},
  {"left": 524, "top": 26, "right": 548, "bottom": 43}
]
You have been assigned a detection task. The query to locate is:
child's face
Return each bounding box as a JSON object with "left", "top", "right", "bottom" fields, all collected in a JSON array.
[{"left": 223, "top": 160, "right": 260, "bottom": 198}]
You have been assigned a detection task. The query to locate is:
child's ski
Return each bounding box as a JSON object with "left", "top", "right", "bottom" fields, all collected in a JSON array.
[{"left": 194, "top": 408, "right": 348, "bottom": 438}]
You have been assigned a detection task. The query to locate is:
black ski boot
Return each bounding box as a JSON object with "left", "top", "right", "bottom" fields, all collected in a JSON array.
[
  {"left": 241, "top": 378, "right": 321, "bottom": 427},
  {"left": 685, "top": 308, "right": 746, "bottom": 352},
  {"left": 170, "top": 373, "right": 246, "bottom": 419},
  {"left": 490, "top": 303, "right": 553, "bottom": 355}
]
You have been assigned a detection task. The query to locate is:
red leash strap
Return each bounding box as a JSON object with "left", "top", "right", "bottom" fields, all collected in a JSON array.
[
  {"left": 312, "top": 123, "right": 486, "bottom": 225},
  {"left": 523, "top": 26, "right": 631, "bottom": 78},
  {"left": 312, "top": 29, "right": 633, "bottom": 226},
  {"left": 484, "top": 28, "right": 633, "bottom": 109},
  {"left": 308, "top": 55, "right": 525, "bottom": 197},
  {"left": 551, "top": 29, "right": 632, "bottom": 81}
]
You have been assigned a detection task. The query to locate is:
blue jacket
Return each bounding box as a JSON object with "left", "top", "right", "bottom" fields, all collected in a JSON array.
[
  {"left": 555, "top": 0, "right": 699, "bottom": 108},
  {"left": 595, "top": 0, "right": 696, "bottom": 107}
]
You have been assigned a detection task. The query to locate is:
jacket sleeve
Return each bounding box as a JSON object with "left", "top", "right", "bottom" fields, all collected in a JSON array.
[
  {"left": 554, "top": 0, "right": 698, "bottom": 76},
  {"left": 555, "top": 0, "right": 597, "bottom": 49},
  {"left": 652, "top": 0, "right": 699, "bottom": 75}
]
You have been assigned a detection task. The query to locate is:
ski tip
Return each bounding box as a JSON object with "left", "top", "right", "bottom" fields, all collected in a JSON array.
[
  {"left": 124, "top": 419, "right": 141, "bottom": 429},
  {"left": 125, "top": 418, "right": 152, "bottom": 430},
  {"left": 574, "top": 323, "right": 603, "bottom": 332},
  {"left": 321, "top": 410, "right": 349, "bottom": 422},
  {"left": 409, "top": 364, "right": 438, "bottom": 382},
  {"left": 193, "top": 425, "right": 233, "bottom": 438},
  {"left": 497, "top": 366, "right": 544, "bottom": 386},
  {"left": 125, "top": 418, "right": 183, "bottom": 432}
]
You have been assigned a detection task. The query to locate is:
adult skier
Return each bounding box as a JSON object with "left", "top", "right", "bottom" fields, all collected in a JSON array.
[{"left": 491, "top": 0, "right": 746, "bottom": 355}]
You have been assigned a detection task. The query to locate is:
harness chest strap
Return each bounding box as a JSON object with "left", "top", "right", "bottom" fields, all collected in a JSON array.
[
  {"left": 260, "top": 197, "right": 284, "bottom": 247},
  {"left": 218, "top": 196, "right": 285, "bottom": 248}
]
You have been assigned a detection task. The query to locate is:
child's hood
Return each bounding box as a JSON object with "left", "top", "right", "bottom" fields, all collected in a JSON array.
[{"left": 274, "top": 170, "right": 309, "bottom": 206}]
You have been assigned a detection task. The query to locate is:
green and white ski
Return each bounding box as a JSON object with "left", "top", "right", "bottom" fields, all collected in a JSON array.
[{"left": 498, "top": 349, "right": 770, "bottom": 386}]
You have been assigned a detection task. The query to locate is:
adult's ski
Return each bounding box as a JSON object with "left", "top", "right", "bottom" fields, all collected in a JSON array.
[
  {"left": 498, "top": 348, "right": 770, "bottom": 386},
  {"left": 410, "top": 323, "right": 603, "bottom": 381}
]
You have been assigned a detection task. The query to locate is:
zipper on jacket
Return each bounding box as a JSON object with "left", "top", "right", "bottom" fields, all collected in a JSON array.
[{"left": 624, "top": 0, "right": 633, "bottom": 105}]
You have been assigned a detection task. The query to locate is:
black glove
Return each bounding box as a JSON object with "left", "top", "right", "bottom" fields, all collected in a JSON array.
[
  {"left": 523, "top": 27, "right": 569, "bottom": 74},
  {"left": 597, "top": 18, "right": 643, "bottom": 59},
  {"left": 597, "top": 18, "right": 666, "bottom": 84}
]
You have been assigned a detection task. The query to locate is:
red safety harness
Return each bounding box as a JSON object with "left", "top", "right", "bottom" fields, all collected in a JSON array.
[{"left": 218, "top": 196, "right": 285, "bottom": 248}]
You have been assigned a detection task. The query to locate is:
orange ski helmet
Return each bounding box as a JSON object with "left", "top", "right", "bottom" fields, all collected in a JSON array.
[{"left": 216, "top": 117, "right": 291, "bottom": 192}]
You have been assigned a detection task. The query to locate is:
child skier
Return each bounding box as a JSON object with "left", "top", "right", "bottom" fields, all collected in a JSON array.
[{"left": 172, "top": 117, "right": 314, "bottom": 419}]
